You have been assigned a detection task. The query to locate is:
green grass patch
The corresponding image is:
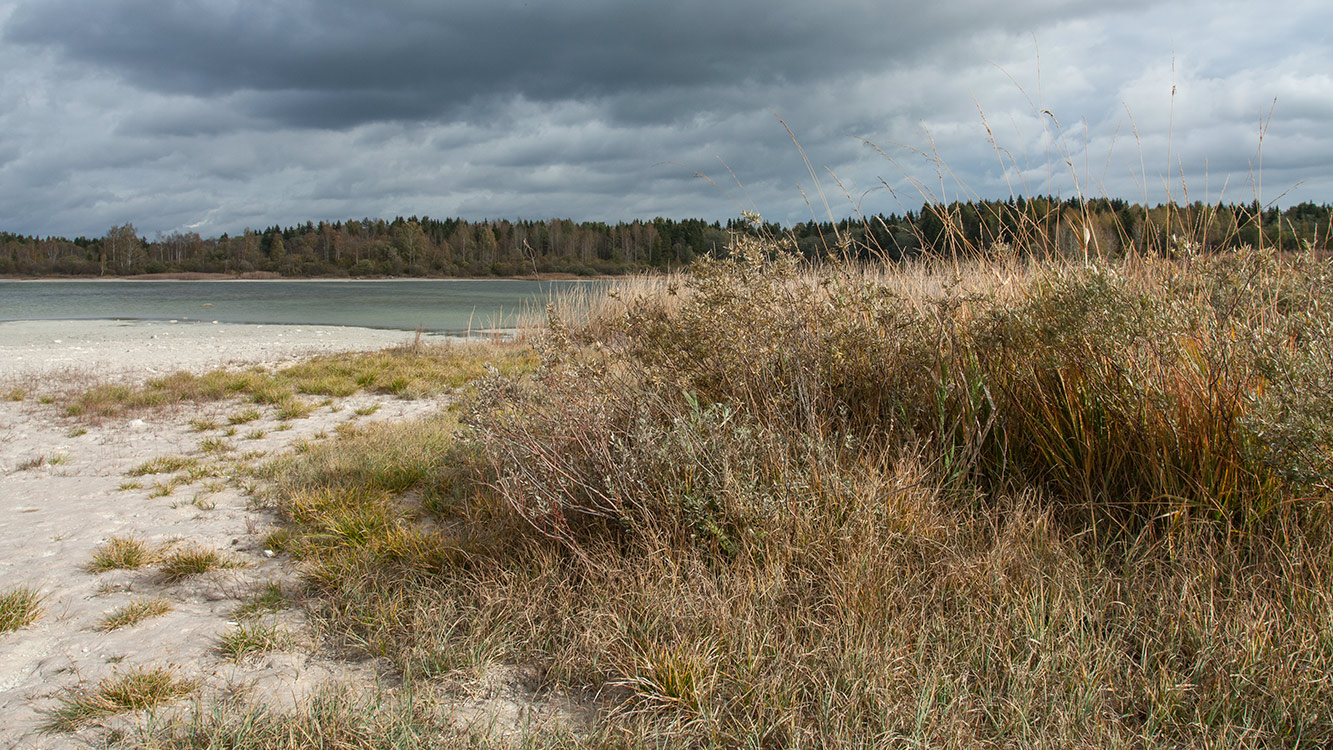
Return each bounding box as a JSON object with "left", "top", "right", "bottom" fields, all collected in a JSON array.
[
  {"left": 217, "top": 620, "right": 294, "bottom": 662},
  {"left": 234, "top": 582, "right": 287, "bottom": 620}
]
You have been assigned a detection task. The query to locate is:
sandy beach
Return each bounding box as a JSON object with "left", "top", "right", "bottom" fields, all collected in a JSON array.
[
  {"left": 0, "top": 319, "right": 454, "bottom": 383},
  {"left": 0, "top": 320, "right": 452, "bottom": 747}
]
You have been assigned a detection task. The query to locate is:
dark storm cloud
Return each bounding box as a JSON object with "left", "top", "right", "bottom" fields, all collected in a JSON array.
[
  {"left": 5, "top": 0, "right": 1149, "bottom": 130},
  {"left": 1, "top": 0, "right": 1331, "bottom": 239}
]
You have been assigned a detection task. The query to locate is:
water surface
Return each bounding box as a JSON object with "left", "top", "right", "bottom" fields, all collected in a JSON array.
[{"left": 0, "top": 279, "right": 600, "bottom": 333}]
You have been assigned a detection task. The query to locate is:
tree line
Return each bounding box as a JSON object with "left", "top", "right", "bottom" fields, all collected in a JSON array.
[{"left": 2, "top": 198, "right": 1328, "bottom": 278}]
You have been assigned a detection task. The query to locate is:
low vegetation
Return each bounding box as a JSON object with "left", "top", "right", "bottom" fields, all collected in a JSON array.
[
  {"left": 129, "top": 455, "right": 199, "bottom": 477},
  {"left": 0, "top": 586, "right": 43, "bottom": 635},
  {"left": 130, "top": 237, "right": 1328, "bottom": 747},
  {"left": 157, "top": 546, "right": 240, "bottom": 582},
  {"left": 41, "top": 666, "right": 197, "bottom": 733},
  {"left": 97, "top": 598, "right": 172, "bottom": 631},
  {"left": 233, "top": 582, "right": 287, "bottom": 620},
  {"left": 87, "top": 536, "right": 159, "bottom": 572},
  {"left": 133, "top": 687, "right": 502, "bottom": 748},
  {"left": 63, "top": 342, "right": 536, "bottom": 420},
  {"left": 217, "top": 620, "right": 295, "bottom": 662}
]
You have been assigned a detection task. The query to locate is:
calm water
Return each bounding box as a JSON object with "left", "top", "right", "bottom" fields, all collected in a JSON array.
[{"left": 0, "top": 279, "right": 602, "bottom": 333}]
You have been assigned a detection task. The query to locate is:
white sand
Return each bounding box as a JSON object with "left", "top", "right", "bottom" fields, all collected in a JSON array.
[
  {"left": 0, "top": 321, "right": 450, "bottom": 747},
  {"left": 0, "top": 319, "right": 453, "bottom": 382}
]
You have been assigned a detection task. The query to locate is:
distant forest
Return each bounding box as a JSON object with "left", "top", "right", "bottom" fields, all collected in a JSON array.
[{"left": 3, "top": 198, "right": 1330, "bottom": 278}]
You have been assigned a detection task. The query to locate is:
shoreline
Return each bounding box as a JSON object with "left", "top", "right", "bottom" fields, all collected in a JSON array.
[
  {"left": 1, "top": 272, "right": 603, "bottom": 282},
  {"left": 0, "top": 319, "right": 491, "bottom": 384}
]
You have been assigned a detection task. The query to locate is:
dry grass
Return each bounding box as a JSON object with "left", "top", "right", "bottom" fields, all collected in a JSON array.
[
  {"left": 228, "top": 407, "right": 261, "bottom": 425},
  {"left": 0, "top": 585, "right": 43, "bottom": 635},
  {"left": 62, "top": 341, "right": 536, "bottom": 420},
  {"left": 217, "top": 620, "right": 295, "bottom": 662},
  {"left": 158, "top": 546, "right": 240, "bottom": 582},
  {"left": 98, "top": 598, "right": 172, "bottom": 631},
  {"left": 130, "top": 686, "right": 541, "bottom": 748},
  {"left": 134, "top": 241, "right": 1333, "bottom": 747},
  {"left": 87, "top": 536, "right": 159, "bottom": 572},
  {"left": 41, "top": 666, "right": 197, "bottom": 733},
  {"left": 129, "top": 455, "right": 199, "bottom": 477}
]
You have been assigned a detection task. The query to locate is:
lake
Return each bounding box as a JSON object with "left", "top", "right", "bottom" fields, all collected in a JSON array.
[{"left": 0, "top": 279, "right": 604, "bottom": 333}]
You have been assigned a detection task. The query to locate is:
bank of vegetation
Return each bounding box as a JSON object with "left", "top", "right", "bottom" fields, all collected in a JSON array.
[
  {"left": 113, "top": 217, "right": 1333, "bottom": 747},
  {"left": 2, "top": 197, "right": 1329, "bottom": 278}
]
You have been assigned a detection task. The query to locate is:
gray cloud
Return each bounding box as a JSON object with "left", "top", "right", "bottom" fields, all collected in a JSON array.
[
  {"left": 0, "top": 0, "right": 1330, "bottom": 239},
  {"left": 3, "top": 0, "right": 1152, "bottom": 129}
]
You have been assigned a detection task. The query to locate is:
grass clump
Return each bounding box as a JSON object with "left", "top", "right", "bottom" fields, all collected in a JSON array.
[
  {"left": 0, "top": 586, "right": 43, "bottom": 634},
  {"left": 88, "top": 536, "right": 159, "bottom": 572},
  {"left": 198, "top": 436, "right": 232, "bottom": 454},
  {"left": 274, "top": 397, "right": 316, "bottom": 421},
  {"left": 228, "top": 407, "right": 261, "bottom": 425},
  {"left": 217, "top": 620, "right": 294, "bottom": 661},
  {"left": 41, "top": 666, "right": 197, "bottom": 733},
  {"left": 129, "top": 455, "right": 199, "bottom": 477},
  {"left": 188, "top": 418, "right": 218, "bottom": 432},
  {"left": 148, "top": 480, "right": 180, "bottom": 498},
  {"left": 158, "top": 546, "right": 240, "bottom": 582},
  {"left": 98, "top": 598, "right": 171, "bottom": 631},
  {"left": 234, "top": 582, "right": 287, "bottom": 619}
]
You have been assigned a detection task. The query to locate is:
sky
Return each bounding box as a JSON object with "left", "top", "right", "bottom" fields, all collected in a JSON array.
[{"left": 1, "top": 0, "right": 1331, "bottom": 239}]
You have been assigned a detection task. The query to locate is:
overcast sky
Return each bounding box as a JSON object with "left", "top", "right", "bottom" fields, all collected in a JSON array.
[{"left": 2, "top": 0, "right": 1330, "bottom": 239}]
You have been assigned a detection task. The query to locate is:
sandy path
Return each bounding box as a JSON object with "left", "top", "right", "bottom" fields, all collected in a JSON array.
[{"left": 0, "top": 322, "right": 450, "bottom": 747}]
